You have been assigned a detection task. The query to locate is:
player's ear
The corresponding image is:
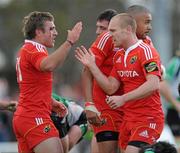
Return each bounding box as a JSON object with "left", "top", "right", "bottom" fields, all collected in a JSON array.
[
  {"left": 35, "top": 28, "right": 43, "bottom": 37},
  {"left": 127, "top": 25, "right": 133, "bottom": 32}
]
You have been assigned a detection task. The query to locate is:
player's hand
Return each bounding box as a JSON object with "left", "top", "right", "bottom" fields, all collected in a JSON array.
[
  {"left": 75, "top": 46, "right": 95, "bottom": 67},
  {"left": 0, "top": 101, "right": 18, "bottom": 112},
  {"left": 6, "top": 101, "right": 18, "bottom": 112},
  {"left": 85, "top": 102, "right": 106, "bottom": 126},
  {"left": 106, "top": 95, "right": 125, "bottom": 109},
  {"left": 85, "top": 110, "right": 106, "bottom": 127},
  {"left": 52, "top": 99, "right": 68, "bottom": 118},
  {"left": 67, "top": 21, "right": 82, "bottom": 45}
]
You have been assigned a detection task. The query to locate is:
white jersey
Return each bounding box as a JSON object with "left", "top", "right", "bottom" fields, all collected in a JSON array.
[{"left": 67, "top": 101, "right": 84, "bottom": 126}]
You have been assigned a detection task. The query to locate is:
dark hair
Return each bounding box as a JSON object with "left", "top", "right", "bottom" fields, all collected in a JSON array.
[
  {"left": 178, "top": 83, "right": 180, "bottom": 96},
  {"left": 139, "top": 141, "right": 177, "bottom": 153},
  {"left": 126, "top": 5, "right": 150, "bottom": 16},
  {"left": 22, "top": 11, "right": 54, "bottom": 39},
  {"left": 97, "top": 9, "right": 117, "bottom": 22}
]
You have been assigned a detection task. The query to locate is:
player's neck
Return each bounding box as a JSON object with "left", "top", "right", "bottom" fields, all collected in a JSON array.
[{"left": 124, "top": 35, "right": 138, "bottom": 51}]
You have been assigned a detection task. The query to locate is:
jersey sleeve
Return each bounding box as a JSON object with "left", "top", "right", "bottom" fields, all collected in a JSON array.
[
  {"left": 89, "top": 32, "right": 113, "bottom": 67},
  {"left": 27, "top": 48, "right": 48, "bottom": 71},
  {"left": 139, "top": 43, "right": 162, "bottom": 79}
]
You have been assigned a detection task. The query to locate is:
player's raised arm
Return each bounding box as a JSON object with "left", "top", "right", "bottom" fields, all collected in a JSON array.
[{"left": 75, "top": 46, "right": 120, "bottom": 95}]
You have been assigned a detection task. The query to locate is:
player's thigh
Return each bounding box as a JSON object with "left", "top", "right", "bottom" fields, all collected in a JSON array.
[
  {"left": 33, "top": 137, "right": 63, "bottom": 153},
  {"left": 125, "top": 145, "right": 140, "bottom": 153},
  {"left": 98, "top": 140, "right": 118, "bottom": 153},
  {"left": 68, "top": 125, "right": 82, "bottom": 149},
  {"left": 90, "top": 136, "right": 99, "bottom": 153},
  {"left": 61, "top": 135, "right": 69, "bottom": 153}
]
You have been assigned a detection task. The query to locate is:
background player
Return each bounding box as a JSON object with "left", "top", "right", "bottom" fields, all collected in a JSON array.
[{"left": 51, "top": 93, "right": 88, "bottom": 153}]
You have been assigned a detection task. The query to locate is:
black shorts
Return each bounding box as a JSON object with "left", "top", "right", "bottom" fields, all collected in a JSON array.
[
  {"left": 96, "top": 131, "right": 119, "bottom": 142},
  {"left": 166, "top": 108, "right": 180, "bottom": 136},
  {"left": 74, "top": 111, "right": 87, "bottom": 127},
  {"left": 50, "top": 111, "right": 68, "bottom": 138}
]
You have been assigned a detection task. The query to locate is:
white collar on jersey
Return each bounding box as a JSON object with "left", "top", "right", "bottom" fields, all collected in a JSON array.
[
  {"left": 124, "top": 40, "right": 142, "bottom": 67},
  {"left": 126, "top": 40, "right": 142, "bottom": 54},
  {"left": 25, "top": 39, "right": 47, "bottom": 50}
]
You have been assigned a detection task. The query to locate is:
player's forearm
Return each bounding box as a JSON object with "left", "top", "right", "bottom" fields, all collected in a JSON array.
[
  {"left": 160, "top": 80, "right": 180, "bottom": 110},
  {"left": 40, "top": 41, "right": 72, "bottom": 71},
  {"left": 82, "top": 67, "right": 93, "bottom": 101},
  {"left": 160, "top": 81, "right": 175, "bottom": 103},
  {"left": 123, "top": 75, "right": 160, "bottom": 102},
  {"left": 88, "top": 64, "right": 115, "bottom": 95}
]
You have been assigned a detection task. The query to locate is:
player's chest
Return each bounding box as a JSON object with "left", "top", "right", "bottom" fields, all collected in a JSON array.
[{"left": 115, "top": 54, "right": 143, "bottom": 78}]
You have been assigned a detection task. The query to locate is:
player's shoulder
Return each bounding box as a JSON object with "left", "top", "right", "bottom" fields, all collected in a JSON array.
[
  {"left": 23, "top": 39, "right": 47, "bottom": 54},
  {"left": 138, "top": 41, "right": 159, "bottom": 59},
  {"left": 98, "top": 31, "right": 112, "bottom": 39},
  {"left": 90, "top": 31, "right": 113, "bottom": 55},
  {"left": 93, "top": 32, "right": 112, "bottom": 46}
]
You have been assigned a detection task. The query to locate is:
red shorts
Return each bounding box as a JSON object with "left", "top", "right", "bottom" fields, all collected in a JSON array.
[
  {"left": 92, "top": 109, "right": 123, "bottom": 134},
  {"left": 13, "top": 115, "right": 59, "bottom": 153},
  {"left": 119, "top": 120, "right": 164, "bottom": 150}
]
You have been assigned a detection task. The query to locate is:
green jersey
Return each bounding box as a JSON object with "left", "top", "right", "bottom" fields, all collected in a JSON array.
[
  {"left": 165, "top": 56, "right": 180, "bottom": 107},
  {"left": 52, "top": 93, "right": 84, "bottom": 126}
]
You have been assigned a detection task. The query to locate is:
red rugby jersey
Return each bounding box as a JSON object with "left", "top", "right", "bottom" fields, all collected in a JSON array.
[
  {"left": 111, "top": 40, "right": 164, "bottom": 122},
  {"left": 143, "top": 36, "right": 154, "bottom": 47},
  {"left": 15, "top": 40, "right": 52, "bottom": 118}
]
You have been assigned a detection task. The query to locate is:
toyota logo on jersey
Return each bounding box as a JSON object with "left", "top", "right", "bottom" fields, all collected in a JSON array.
[{"left": 117, "top": 70, "right": 139, "bottom": 77}]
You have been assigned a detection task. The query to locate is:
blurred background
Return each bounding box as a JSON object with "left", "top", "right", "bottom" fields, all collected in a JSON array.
[{"left": 0, "top": 0, "right": 179, "bottom": 152}]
